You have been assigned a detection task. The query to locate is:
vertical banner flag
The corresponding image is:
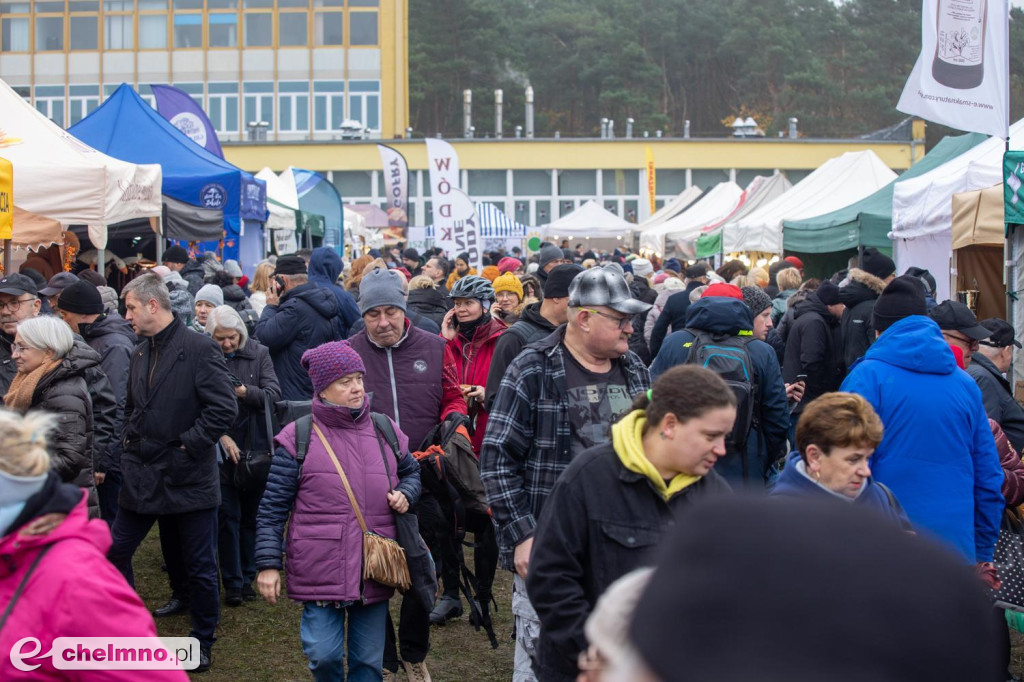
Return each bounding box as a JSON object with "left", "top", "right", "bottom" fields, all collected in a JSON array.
[
  {"left": 645, "top": 146, "right": 656, "bottom": 216},
  {"left": 0, "top": 157, "right": 11, "bottom": 240},
  {"left": 450, "top": 189, "right": 481, "bottom": 271},
  {"left": 897, "top": 0, "right": 1009, "bottom": 138},
  {"left": 151, "top": 84, "right": 226, "bottom": 158},
  {"left": 426, "top": 139, "right": 477, "bottom": 266},
  {"left": 377, "top": 144, "right": 409, "bottom": 233}
]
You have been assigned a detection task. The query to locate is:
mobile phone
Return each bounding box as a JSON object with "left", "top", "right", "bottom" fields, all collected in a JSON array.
[
  {"left": 795, "top": 374, "right": 808, "bottom": 382},
  {"left": 274, "top": 275, "right": 286, "bottom": 292},
  {"left": 228, "top": 373, "right": 243, "bottom": 386},
  {"left": 448, "top": 315, "right": 459, "bottom": 330}
]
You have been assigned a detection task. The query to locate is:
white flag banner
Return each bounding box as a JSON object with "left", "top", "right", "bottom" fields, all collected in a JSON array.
[
  {"left": 377, "top": 144, "right": 409, "bottom": 230},
  {"left": 448, "top": 189, "right": 482, "bottom": 271},
  {"left": 426, "top": 139, "right": 474, "bottom": 263},
  {"left": 897, "top": 0, "right": 1009, "bottom": 138}
]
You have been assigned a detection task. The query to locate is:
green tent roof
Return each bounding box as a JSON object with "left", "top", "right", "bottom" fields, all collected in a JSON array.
[{"left": 782, "top": 133, "right": 987, "bottom": 253}]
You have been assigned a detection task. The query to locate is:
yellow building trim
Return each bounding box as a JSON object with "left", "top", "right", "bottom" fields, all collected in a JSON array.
[
  {"left": 223, "top": 137, "right": 922, "bottom": 173},
  {"left": 377, "top": 0, "right": 407, "bottom": 137}
]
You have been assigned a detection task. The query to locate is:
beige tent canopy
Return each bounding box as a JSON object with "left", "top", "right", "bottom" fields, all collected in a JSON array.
[
  {"left": 951, "top": 184, "right": 1005, "bottom": 320},
  {"left": 952, "top": 184, "right": 1004, "bottom": 249}
]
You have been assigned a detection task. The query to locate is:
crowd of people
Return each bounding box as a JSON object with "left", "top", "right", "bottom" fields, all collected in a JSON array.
[{"left": 0, "top": 237, "right": 1020, "bottom": 681}]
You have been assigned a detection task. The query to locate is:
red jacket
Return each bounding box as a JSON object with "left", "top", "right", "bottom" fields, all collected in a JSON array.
[
  {"left": 0, "top": 491, "right": 188, "bottom": 681},
  {"left": 446, "top": 316, "right": 507, "bottom": 453}
]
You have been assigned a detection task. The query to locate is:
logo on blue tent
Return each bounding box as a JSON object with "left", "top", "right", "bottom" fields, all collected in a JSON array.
[{"left": 200, "top": 183, "right": 226, "bottom": 209}]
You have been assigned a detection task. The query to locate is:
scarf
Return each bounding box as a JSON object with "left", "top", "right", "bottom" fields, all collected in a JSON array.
[
  {"left": 3, "top": 358, "right": 62, "bottom": 412},
  {"left": 458, "top": 312, "right": 492, "bottom": 343},
  {"left": 612, "top": 409, "right": 700, "bottom": 501}
]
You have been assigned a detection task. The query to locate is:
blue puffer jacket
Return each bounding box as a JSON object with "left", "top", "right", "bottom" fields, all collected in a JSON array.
[
  {"left": 650, "top": 297, "right": 790, "bottom": 486},
  {"left": 308, "top": 247, "right": 360, "bottom": 338},
  {"left": 770, "top": 451, "right": 910, "bottom": 527},
  {"left": 841, "top": 315, "right": 1003, "bottom": 562}
]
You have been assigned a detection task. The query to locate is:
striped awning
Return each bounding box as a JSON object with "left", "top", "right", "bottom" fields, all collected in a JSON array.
[{"left": 422, "top": 202, "right": 528, "bottom": 238}]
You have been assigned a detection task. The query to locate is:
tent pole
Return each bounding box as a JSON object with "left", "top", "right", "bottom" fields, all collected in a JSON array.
[
  {"left": 2, "top": 239, "right": 9, "bottom": 274},
  {"left": 155, "top": 216, "right": 164, "bottom": 264}
]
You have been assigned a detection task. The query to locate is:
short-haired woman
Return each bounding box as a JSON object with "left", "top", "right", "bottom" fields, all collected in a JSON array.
[
  {"left": 771, "top": 267, "right": 803, "bottom": 326},
  {"left": 526, "top": 365, "right": 736, "bottom": 681},
  {"left": 770, "top": 392, "right": 909, "bottom": 526},
  {"left": 248, "top": 262, "right": 275, "bottom": 316},
  {"left": 3, "top": 315, "right": 100, "bottom": 513},
  {"left": 206, "top": 305, "right": 281, "bottom": 606}
]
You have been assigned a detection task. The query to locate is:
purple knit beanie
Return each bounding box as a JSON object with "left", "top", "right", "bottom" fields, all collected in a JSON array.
[{"left": 301, "top": 340, "right": 366, "bottom": 396}]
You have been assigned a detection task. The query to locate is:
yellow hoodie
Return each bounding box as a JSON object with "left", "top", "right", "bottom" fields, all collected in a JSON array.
[{"left": 612, "top": 409, "right": 700, "bottom": 501}]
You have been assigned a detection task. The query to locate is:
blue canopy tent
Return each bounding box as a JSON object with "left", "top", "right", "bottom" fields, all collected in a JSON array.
[
  {"left": 69, "top": 83, "right": 267, "bottom": 265},
  {"left": 285, "top": 167, "right": 344, "bottom": 255}
]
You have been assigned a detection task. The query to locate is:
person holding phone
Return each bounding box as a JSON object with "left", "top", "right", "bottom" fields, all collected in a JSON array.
[{"left": 782, "top": 280, "right": 846, "bottom": 417}]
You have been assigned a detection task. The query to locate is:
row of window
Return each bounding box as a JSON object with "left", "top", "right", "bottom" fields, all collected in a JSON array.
[
  {"left": 0, "top": 6, "right": 376, "bottom": 51},
  {"left": 20, "top": 79, "right": 381, "bottom": 133}
]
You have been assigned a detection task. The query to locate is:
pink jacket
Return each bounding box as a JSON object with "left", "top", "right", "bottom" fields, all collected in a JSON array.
[{"left": 0, "top": 492, "right": 188, "bottom": 681}]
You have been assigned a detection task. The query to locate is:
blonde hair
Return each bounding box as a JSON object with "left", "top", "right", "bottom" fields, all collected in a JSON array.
[
  {"left": 730, "top": 274, "right": 756, "bottom": 289},
  {"left": 408, "top": 275, "right": 437, "bottom": 291},
  {"left": 776, "top": 267, "right": 802, "bottom": 292},
  {"left": 749, "top": 267, "right": 770, "bottom": 288},
  {"left": 251, "top": 262, "right": 275, "bottom": 294},
  {"left": 0, "top": 409, "right": 55, "bottom": 476}
]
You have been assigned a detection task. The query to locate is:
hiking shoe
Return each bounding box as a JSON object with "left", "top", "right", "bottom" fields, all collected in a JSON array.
[
  {"left": 382, "top": 669, "right": 396, "bottom": 682},
  {"left": 429, "top": 595, "right": 462, "bottom": 625},
  {"left": 403, "top": 660, "right": 432, "bottom": 682}
]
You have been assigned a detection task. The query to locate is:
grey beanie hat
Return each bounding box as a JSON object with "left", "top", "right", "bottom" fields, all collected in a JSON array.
[
  {"left": 169, "top": 288, "right": 195, "bottom": 321},
  {"left": 223, "top": 259, "right": 243, "bottom": 278},
  {"left": 358, "top": 267, "right": 407, "bottom": 315},
  {"left": 195, "top": 283, "right": 224, "bottom": 306},
  {"left": 741, "top": 286, "right": 772, "bottom": 316},
  {"left": 539, "top": 243, "right": 564, "bottom": 268}
]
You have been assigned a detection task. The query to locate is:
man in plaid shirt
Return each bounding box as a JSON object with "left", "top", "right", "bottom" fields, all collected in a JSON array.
[{"left": 481, "top": 265, "right": 651, "bottom": 682}]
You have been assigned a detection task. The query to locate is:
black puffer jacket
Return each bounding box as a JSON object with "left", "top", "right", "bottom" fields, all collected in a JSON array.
[
  {"left": 483, "top": 302, "right": 558, "bottom": 410},
  {"left": 627, "top": 278, "right": 658, "bottom": 364},
  {"left": 180, "top": 259, "right": 207, "bottom": 296},
  {"left": 407, "top": 287, "right": 448, "bottom": 328},
  {"left": 0, "top": 331, "right": 15, "bottom": 395},
  {"left": 839, "top": 268, "right": 886, "bottom": 370},
  {"left": 221, "top": 284, "right": 252, "bottom": 313},
  {"left": 221, "top": 340, "right": 281, "bottom": 485},
  {"left": 782, "top": 293, "right": 844, "bottom": 413},
  {"left": 27, "top": 342, "right": 100, "bottom": 513},
  {"left": 79, "top": 314, "right": 136, "bottom": 474}
]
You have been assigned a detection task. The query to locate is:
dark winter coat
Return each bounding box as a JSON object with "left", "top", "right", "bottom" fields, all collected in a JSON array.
[
  {"left": 776, "top": 287, "right": 811, "bottom": 343},
  {"left": 483, "top": 302, "right": 559, "bottom": 410},
  {"left": 79, "top": 313, "right": 136, "bottom": 474},
  {"left": 840, "top": 268, "right": 886, "bottom": 371},
  {"left": 649, "top": 297, "right": 790, "bottom": 485},
  {"left": 0, "top": 332, "right": 15, "bottom": 395},
  {"left": 120, "top": 315, "right": 238, "bottom": 515},
  {"left": 221, "top": 284, "right": 252, "bottom": 313},
  {"left": 407, "top": 287, "right": 448, "bottom": 329},
  {"left": 649, "top": 280, "right": 704, "bottom": 357},
  {"left": 180, "top": 259, "right": 207, "bottom": 296},
  {"left": 782, "top": 293, "right": 844, "bottom": 413},
  {"left": 527, "top": 443, "right": 730, "bottom": 682},
  {"left": 23, "top": 342, "right": 100, "bottom": 513},
  {"left": 967, "top": 353, "right": 1024, "bottom": 453},
  {"left": 347, "top": 307, "right": 440, "bottom": 337},
  {"left": 254, "top": 282, "right": 344, "bottom": 401},
  {"left": 223, "top": 340, "right": 281, "bottom": 463},
  {"left": 627, "top": 277, "right": 658, "bottom": 364},
  {"left": 308, "top": 247, "right": 361, "bottom": 338}
]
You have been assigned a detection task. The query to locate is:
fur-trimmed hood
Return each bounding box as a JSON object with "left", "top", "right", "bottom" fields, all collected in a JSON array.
[
  {"left": 840, "top": 268, "right": 886, "bottom": 308},
  {"left": 847, "top": 268, "right": 887, "bottom": 294}
]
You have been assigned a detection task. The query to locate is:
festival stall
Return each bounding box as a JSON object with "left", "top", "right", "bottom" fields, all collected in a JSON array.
[
  {"left": 695, "top": 174, "right": 792, "bottom": 260},
  {"left": 69, "top": 84, "right": 266, "bottom": 265},
  {"left": 951, "top": 184, "right": 1005, "bottom": 320},
  {"left": 282, "top": 167, "right": 343, "bottom": 256},
  {"left": 542, "top": 200, "right": 636, "bottom": 251},
  {"left": 639, "top": 182, "right": 743, "bottom": 258},
  {"left": 634, "top": 186, "right": 705, "bottom": 233}
]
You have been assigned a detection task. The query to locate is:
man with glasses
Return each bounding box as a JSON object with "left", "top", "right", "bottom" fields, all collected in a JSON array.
[
  {"left": 0, "top": 274, "right": 43, "bottom": 393},
  {"left": 930, "top": 300, "right": 992, "bottom": 367},
  {"left": 481, "top": 266, "right": 650, "bottom": 682}
]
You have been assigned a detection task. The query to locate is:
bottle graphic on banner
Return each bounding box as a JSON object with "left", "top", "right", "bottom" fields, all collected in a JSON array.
[{"left": 932, "top": 0, "right": 986, "bottom": 89}]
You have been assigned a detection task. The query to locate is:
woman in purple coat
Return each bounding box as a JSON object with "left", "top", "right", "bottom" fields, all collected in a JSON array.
[{"left": 254, "top": 340, "right": 421, "bottom": 682}]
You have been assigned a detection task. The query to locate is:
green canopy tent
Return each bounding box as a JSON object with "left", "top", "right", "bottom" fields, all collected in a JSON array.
[{"left": 782, "top": 133, "right": 987, "bottom": 253}]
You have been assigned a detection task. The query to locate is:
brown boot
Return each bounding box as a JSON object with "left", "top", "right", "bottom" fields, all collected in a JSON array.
[{"left": 402, "top": 659, "right": 432, "bottom": 682}]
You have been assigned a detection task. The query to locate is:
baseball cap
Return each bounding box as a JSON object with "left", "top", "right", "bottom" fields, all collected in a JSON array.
[
  {"left": 0, "top": 273, "right": 39, "bottom": 297},
  {"left": 39, "top": 271, "right": 79, "bottom": 297},
  {"left": 568, "top": 266, "right": 652, "bottom": 315},
  {"left": 979, "top": 318, "right": 1021, "bottom": 348},
  {"left": 929, "top": 300, "right": 991, "bottom": 341},
  {"left": 685, "top": 263, "right": 710, "bottom": 280}
]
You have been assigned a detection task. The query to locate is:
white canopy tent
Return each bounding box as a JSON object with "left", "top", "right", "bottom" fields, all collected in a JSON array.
[
  {"left": 891, "top": 119, "right": 1024, "bottom": 302},
  {"left": 0, "top": 78, "right": 162, "bottom": 250},
  {"left": 634, "top": 186, "right": 704, "bottom": 232},
  {"left": 256, "top": 167, "right": 300, "bottom": 232},
  {"left": 640, "top": 182, "right": 743, "bottom": 258},
  {"left": 543, "top": 200, "right": 635, "bottom": 238},
  {"left": 721, "top": 151, "right": 897, "bottom": 253}
]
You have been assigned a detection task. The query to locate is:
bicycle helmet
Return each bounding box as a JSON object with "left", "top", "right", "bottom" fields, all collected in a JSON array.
[{"left": 448, "top": 275, "right": 495, "bottom": 301}]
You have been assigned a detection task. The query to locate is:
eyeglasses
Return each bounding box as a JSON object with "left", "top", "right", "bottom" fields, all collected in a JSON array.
[
  {"left": 0, "top": 297, "right": 36, "bottom": 312},
  {"left": 580, "top": 308, "right": 632, "bottom": 330},
  {"left": 943, "top": 331, "right": 980, "bottom": 347},
  {"left": 10, "top": 343, "right": 36, "bottom": 354}
]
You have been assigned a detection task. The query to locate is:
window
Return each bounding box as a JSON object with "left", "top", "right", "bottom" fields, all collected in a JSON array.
[
  {"left": 349, "top": 10, "right": 375, "bottom": 45},
  {"left": 139, "top": 14, "right": 166, "bottom": 46},
  {"left": 313, "top": 10, "right": 340, "bottom": 45},
  {"left": 103, "top": 0, "right": 132, "bottom": 50},
  {"left": 467, "top": 171, "right": 506, "bottom": 196},
  {"left": 347, "top": 80, "right": 379, "bottom": 130},
  {"left": 69, "top": 84, "right": 100, "bottom": 125},
  {"left": 278, "top": 11, "right": 306, "bottom": 46},
  {"left": 243, "top": 0, "right": 271, "bottom": 6},
  {"left": 173, "top": 13, "right": 201, "bottom": 47},
  {"left": 35, "top": 16, "right": 63, "bottom": 51},
  {"left": 208, "top": 82, "right": 239, "bottom": 133},
  {"left": 513, "top": 170, "right": 550, "bottom": 196},
  {"left": 208, "top": 12, "right": 236, "bottom": 47},
  {"left": 348, "top": 0, "right": 376, "bottom": 5},
  {"left": 313, "top": 80, "right": 343, "bottom": 133},
  {"left": 244, "top": 12, "right": 270, "bottom": 45},
  {"left": 1, "top": 17, "right": 29, "bottom": 52},
  {"left": 69, "top": 15, "right": 97, "bottom": 49},
  {"left": 601, "top": 169, "right": 638, "bottom": 195},
  {"left": 558, "top": 170, "right": 596, "bottom": 196},
  {"left": 243, "top": 81, "right": 273, "bottom": 130},
  {"left": 278, "top": 81, "right": 309, "bottom": 133},
  {"left": 35, "top": 85, "right": 65, "bottom": 126}
]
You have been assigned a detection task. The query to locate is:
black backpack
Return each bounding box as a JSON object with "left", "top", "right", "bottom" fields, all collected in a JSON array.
[{"left": 683, "top": 328, "right": 759, "bottom": 477}]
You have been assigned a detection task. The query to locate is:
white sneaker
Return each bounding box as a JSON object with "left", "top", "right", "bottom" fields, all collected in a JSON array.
[{"left": 402, "top": 660, "right": 432, "bottom": 682}]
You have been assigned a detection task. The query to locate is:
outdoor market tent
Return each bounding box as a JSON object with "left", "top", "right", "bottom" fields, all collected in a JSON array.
[
  {"left": 695, "top": 174, "right": 793, "bottom": 259},
  {"left": 783, "top": 133, "right": 987, "bottom": 253},
  {"left": 69, "top": 83, "right": 266, "bottom": 262},
  {"left": 891, "top": 119, "right": 1024, "bottom": 302},
  {"left": 477, "top": 202, "right": 528, "bottom": 237},
  {"left": 346, "top": 203, "right": 389, "bottom": 229},
  {"left": 951, "top": 184, "right": 1005, "bottom": 320},
  {"left": 0, "top": 78, "right": 162, "bottom": 249},
  {"left": 721, "top": 151, "right": 897, "bottom": 253},
  {"left": 639, "top": 182, "right": 743, "bottom": 257},
  {"left": 542, "top": 200, "right": 635, "bottom": 238},
  {"left": 283, "top": 167, "right": 343, "bottom": 254},
  {"left": 257, "top": 167, "right": 301, "bottom": 232},
  {"left": 634, "top": 186, "right": 705, "bottom": 232}
]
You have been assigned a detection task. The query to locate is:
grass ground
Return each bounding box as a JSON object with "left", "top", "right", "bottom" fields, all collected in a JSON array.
[{"left": 135, "top": 528, "right": 515, "bottom": 681}]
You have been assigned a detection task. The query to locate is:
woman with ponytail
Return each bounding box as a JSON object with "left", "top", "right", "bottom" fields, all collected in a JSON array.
[{"left": 526, "top": 365, "right": 736, "bottom": 682}]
